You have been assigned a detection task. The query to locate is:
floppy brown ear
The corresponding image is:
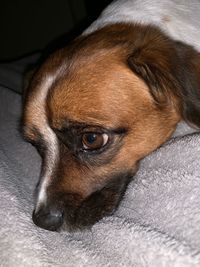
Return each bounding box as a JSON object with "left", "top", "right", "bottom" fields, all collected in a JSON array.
[
  {"left": 174, "top": 42, "right": 200, "bottom": 128},
  {"left": 127, "top": 36, "right": 200, "bottom": 128}
]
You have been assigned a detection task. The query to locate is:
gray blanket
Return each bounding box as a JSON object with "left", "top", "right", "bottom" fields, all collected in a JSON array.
[{"left": 1, "top": 56, "right": 200, "bottom": 267}]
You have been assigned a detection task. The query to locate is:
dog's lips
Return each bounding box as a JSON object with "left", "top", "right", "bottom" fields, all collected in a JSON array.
[{"left": 60, "top": 170, "right": 134, "bottom": 229}]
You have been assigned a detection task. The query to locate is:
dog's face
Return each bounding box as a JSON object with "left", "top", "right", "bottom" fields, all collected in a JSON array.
[{"left": 23, "top": 23, "right": 200, "bottom": 231}]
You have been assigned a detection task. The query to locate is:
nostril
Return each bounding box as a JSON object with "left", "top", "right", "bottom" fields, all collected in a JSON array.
[{"left": 32, "top": 207, "right": 64, "bottom": 231}]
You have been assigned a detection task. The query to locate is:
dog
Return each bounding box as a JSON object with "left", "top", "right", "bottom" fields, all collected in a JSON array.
[{"left": 22, "top": 0, "right": 200, "bottom": 231}]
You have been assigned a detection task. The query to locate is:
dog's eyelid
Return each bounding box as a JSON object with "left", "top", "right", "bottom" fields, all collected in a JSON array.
[
  {"left": 79, "top": 128, "right": 127, "bottom": 155},
  {"left": 51, "top": 113, "right": 129, "bottom": 132},
  {"left": 110, "top": 127, "right": 128, "bottom": 135},
  {"left": 77, "top": 126, "right": 128, "bottom": 135},
  {"left": 52, "top": 125, "right": 127, "bottom": 152}
]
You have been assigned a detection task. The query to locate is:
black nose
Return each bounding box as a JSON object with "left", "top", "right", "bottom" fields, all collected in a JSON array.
[{"left": 32, "top": 206, "right": 64, "bottom": 231}]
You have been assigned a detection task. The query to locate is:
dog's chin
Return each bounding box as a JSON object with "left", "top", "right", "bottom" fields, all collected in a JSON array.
[{"left": 58, "top": 171, "right": 134, "bottom": 232}]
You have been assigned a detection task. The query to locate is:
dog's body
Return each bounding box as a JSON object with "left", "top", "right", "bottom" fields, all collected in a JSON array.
[
  {"left": 23, "top": 0, "right": 200, "bottom": 231},
  {"left": 85, "top": 0, "right": 200, "bottom": 51}
]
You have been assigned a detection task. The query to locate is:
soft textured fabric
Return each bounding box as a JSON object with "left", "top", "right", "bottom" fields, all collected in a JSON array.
[{"left": 1, "top": 56, "right": 200, "bottom": 267}]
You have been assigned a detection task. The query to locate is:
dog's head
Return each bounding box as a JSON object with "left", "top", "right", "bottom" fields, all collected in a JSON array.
[{"left": 22, "top": 23, "right": 200, "bottom": 231}]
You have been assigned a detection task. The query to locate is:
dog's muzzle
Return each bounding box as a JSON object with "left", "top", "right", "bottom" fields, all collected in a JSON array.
[{"left": 32, "top": 171, "right": 134, "bottom": 231}]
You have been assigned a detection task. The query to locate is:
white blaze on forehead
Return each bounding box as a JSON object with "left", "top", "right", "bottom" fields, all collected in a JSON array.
[{"left": 27, "top": 74, "right": 59, "bottom": 211}]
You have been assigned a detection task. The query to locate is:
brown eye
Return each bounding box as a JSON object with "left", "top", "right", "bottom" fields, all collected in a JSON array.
[{"left": 82, "top": 133, "right": 109, "bottom": 151}]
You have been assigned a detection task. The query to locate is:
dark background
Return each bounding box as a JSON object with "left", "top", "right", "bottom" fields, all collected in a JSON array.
[{"left": 0, "top": 0, "right": 112, "bottom": 61}]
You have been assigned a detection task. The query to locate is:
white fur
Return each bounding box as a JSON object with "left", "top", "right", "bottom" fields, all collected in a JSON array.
[
  {"left": 29, "top": 75, "right": 59, "bottom": 211},
  {"left": 85, "top": 0, "right": 200, "bottom": 52}
]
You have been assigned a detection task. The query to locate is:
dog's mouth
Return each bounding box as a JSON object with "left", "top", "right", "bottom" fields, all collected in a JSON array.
[
  {"left": 64, "top": 172, "right": 133, "bottom": 229},
  {"left": 32, "top": 171, "right": 134, "bottom": 232}
]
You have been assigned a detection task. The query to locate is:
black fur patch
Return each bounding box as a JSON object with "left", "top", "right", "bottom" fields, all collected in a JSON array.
[{"left": 62, "top": 171, "right": 134, "bottom": 229}]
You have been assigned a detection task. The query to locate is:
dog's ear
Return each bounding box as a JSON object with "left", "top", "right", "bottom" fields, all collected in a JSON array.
[
  {"left": 127, "top": 38, "right": 200, "bottom": 128},
  {"left": 173, "top": 42, "right": 200, "bottom": 128}
]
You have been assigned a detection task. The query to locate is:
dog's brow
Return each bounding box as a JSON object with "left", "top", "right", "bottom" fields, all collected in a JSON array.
[
  {"left": 55, "top": 120, "right": 127, "bottom": 136},
  {"left": 52, "top": 114, "right": 128, "bottom": 132},
  {"left": 57, "top": 111, "right": 121, "bottom": 129},
  {"left": 60, "top": 120, "right": 95, "bottom": 129}
]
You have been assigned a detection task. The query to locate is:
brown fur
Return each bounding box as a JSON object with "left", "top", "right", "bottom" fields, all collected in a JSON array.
[{"left": 23, "top": 23, "right": 200, "bottom": 230}]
